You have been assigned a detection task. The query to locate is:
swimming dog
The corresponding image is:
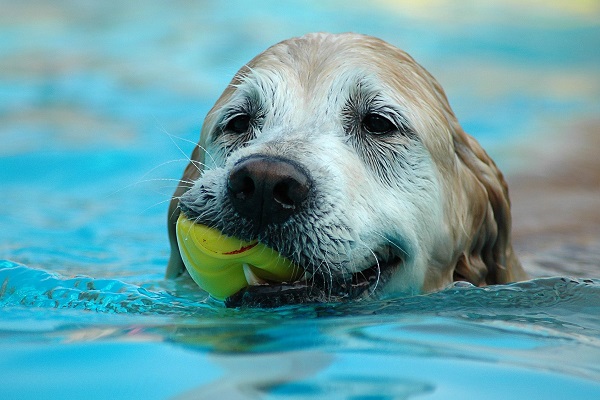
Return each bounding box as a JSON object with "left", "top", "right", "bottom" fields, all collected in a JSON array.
[{"left": 167, "top": 33, "right": 527, "bottom": 307}]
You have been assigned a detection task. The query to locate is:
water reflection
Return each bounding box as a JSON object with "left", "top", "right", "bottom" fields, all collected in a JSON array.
[{"left": 173, "top": 351, "right": 334, "bottom": 400}]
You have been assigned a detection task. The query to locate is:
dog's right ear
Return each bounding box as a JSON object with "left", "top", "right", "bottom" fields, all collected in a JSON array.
[
  {"left": 164, "top": 83, "right": 237, "bottom": 278},
  {"left": 166, "top": 145, "right": 203, "bottom": 278},
  {"left": 165, "top": 70, "right": 251, "bottom": 278}
]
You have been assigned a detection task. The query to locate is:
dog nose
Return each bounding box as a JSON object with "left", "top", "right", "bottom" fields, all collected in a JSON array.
[{"left": 227, "top": 156, "right": 311, "bottom": 230}]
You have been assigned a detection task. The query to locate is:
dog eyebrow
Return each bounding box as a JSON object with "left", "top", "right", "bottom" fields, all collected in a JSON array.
[
  {"left": 341, "top": 76, "right": 415, "bottom": 137},
  {"left": 216, "top": 87, "right": 267, "bottom": 132},
  {"left": 225, "top": 86, "right": 265, "bottom": 115}
]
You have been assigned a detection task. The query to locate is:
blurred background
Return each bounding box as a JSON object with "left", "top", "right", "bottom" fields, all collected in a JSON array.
[{"left": 1, "top": 0, "right": 599, "bottom": 280}]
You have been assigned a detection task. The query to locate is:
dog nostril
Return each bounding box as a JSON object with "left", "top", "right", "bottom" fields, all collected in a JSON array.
[
  {"left": 274, "top": 177, "right": 311, "bottom": 211},
  {"left": 228, "top": 170, "right": 255, "bottom": 200},
  {"left": 236, "top": 176, "right": 255, "bottom": 200},
  {"left": 273, "top": 181, "right": 295, "bottom": 209}
]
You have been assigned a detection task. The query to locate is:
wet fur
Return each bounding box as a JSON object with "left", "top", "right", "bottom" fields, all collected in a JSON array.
[{"left": 167, "top": 33, "right": 527, "bottom": 299}]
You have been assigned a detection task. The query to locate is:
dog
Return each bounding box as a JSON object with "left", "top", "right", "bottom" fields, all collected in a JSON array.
[{"left": 166, "top": 33, "right": 527, "bottom": 307}]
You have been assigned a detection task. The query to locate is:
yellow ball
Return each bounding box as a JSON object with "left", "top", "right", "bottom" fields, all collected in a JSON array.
[{"left": 176, "top": 214, "right": 304, "bottom": 300}]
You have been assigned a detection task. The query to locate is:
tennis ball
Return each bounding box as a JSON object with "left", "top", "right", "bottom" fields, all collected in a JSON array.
[{"left": 176, "top": 215, "right": 303, "bottom": 300}]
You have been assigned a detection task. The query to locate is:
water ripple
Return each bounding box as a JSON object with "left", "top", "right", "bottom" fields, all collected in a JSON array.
[
  {"left": 0, "top": 260, "right": 212, "bottom": 316},
  {"left": 2, "top": 260, "right": 599, "bottom": 326}
]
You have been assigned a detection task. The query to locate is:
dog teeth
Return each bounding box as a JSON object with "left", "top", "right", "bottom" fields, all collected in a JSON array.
[
  {"left": 302, "top": 271, "right": 313, "bottom": 281},
  {"left": 243, "top": 263, "right": 267, "bottom": 286}
]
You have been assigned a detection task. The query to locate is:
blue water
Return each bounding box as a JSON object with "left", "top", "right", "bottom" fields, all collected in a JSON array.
[
  {"left": 2, "top": 1, "right": 600, "bottom": 399},
  {"left": 2, "top": 261, "right": 600, "bottom": 398}
]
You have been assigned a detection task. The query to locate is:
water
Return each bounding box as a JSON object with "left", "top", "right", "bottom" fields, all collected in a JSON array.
[
  {"left": 2, "top": 261, "right": 600, "bottom": 399},
  {"left": 2, "top": 1, "right": 600, "bottom": 399}
]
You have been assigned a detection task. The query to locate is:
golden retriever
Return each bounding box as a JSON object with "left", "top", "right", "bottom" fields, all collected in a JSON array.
[{"left": 166, "top": 33, "right": 527, "bottom": 306}]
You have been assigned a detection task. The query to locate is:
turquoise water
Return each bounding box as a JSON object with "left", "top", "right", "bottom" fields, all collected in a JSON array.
[
  {"left": 2, "top": 1, "right": 600, "bottom": 399},
  {"left": 2, "top": 261, "right": 600, "bottom": 399}
]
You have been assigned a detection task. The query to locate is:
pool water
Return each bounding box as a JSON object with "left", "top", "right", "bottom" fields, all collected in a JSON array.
[{"left": 1, "top": 1, "right": 600, "bottom": 399}]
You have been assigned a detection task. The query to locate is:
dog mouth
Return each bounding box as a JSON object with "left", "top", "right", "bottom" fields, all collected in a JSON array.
[
  {"left": 224, "top": 253, "right": 402, "bottom": 308},
  {"left": 177, "top": 195, "right": 404, "bottom": 308}
]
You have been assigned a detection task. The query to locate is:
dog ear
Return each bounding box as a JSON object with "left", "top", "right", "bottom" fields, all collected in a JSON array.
[
  {"left": 165, "top": 73, "right": 250, "bottom": 278},
  {"left": 420, "top": 74, "right": 526, "bottom": 286},
  {"left": 166, "top": 145, "right": 204, "bottom": 278},
  {"left": 451, "top": 125, "right": 526, "bottom": 285}
]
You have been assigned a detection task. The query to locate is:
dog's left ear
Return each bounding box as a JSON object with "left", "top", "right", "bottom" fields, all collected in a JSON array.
[
  {"left": 450, "top": 123, "right": 527, "bottom": 285},
  {"left": 424, "top": 77, "right": 526, "bottom": 286}
]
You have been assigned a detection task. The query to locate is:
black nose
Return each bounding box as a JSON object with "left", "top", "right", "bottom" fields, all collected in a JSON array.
[{"left": 227, "top": 156, "right": 311, "bottom": 231}]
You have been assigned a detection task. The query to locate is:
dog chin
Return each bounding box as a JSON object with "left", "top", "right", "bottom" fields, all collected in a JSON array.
[{"left": 224, "top": 253, "right": 403, "bottom": 308}]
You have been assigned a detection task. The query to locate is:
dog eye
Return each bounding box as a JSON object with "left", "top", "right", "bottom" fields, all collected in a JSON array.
[
  {"left": 225, "top": 114, "right": 251, "bottom": 134},
  {"left": 362, "top": 113, "right": 396, "bottom": 135}
]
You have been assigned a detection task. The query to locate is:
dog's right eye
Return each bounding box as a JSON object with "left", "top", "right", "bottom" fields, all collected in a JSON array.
[{"left": 225, "top": 114, "right": 251, "bottom": 134}]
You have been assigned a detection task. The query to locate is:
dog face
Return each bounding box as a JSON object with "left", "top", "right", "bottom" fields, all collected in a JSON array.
[{"left": 167, "top": 33, "right": 526, "bottom": 306}]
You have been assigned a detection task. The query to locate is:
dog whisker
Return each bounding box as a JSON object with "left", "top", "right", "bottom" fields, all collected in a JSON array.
[
  {"left": 154, "top": 119, "right": 209, "bottom": 175},
  {"left": 371, "top": 232, "right": 410, "bottom": 259},
  {"left": 362, "top": 244, "right": 382, "bottom": 296},
  {"left": 140, "top": 194, "right": 189, "bottom": 216}
]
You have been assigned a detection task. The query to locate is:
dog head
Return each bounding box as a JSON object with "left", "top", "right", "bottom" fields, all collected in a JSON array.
[{"left": 167, "top": 33, "right": 524, "bottom": 306}]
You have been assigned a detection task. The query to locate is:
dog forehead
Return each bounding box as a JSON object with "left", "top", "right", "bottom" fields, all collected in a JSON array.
[
  {"left": 246, "top": 34, "right": 385, "bottom": 96},
  {"left": 234, "top": 33, "right": 443, "bottom": 118}
]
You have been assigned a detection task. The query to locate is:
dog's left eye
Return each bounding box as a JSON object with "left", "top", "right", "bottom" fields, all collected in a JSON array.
[
  {"left": 225, "top": 114, "right": 251, "bottom": 134},
  {"left": 362, "top": 113, "right": 396, "bottom": 135}
]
